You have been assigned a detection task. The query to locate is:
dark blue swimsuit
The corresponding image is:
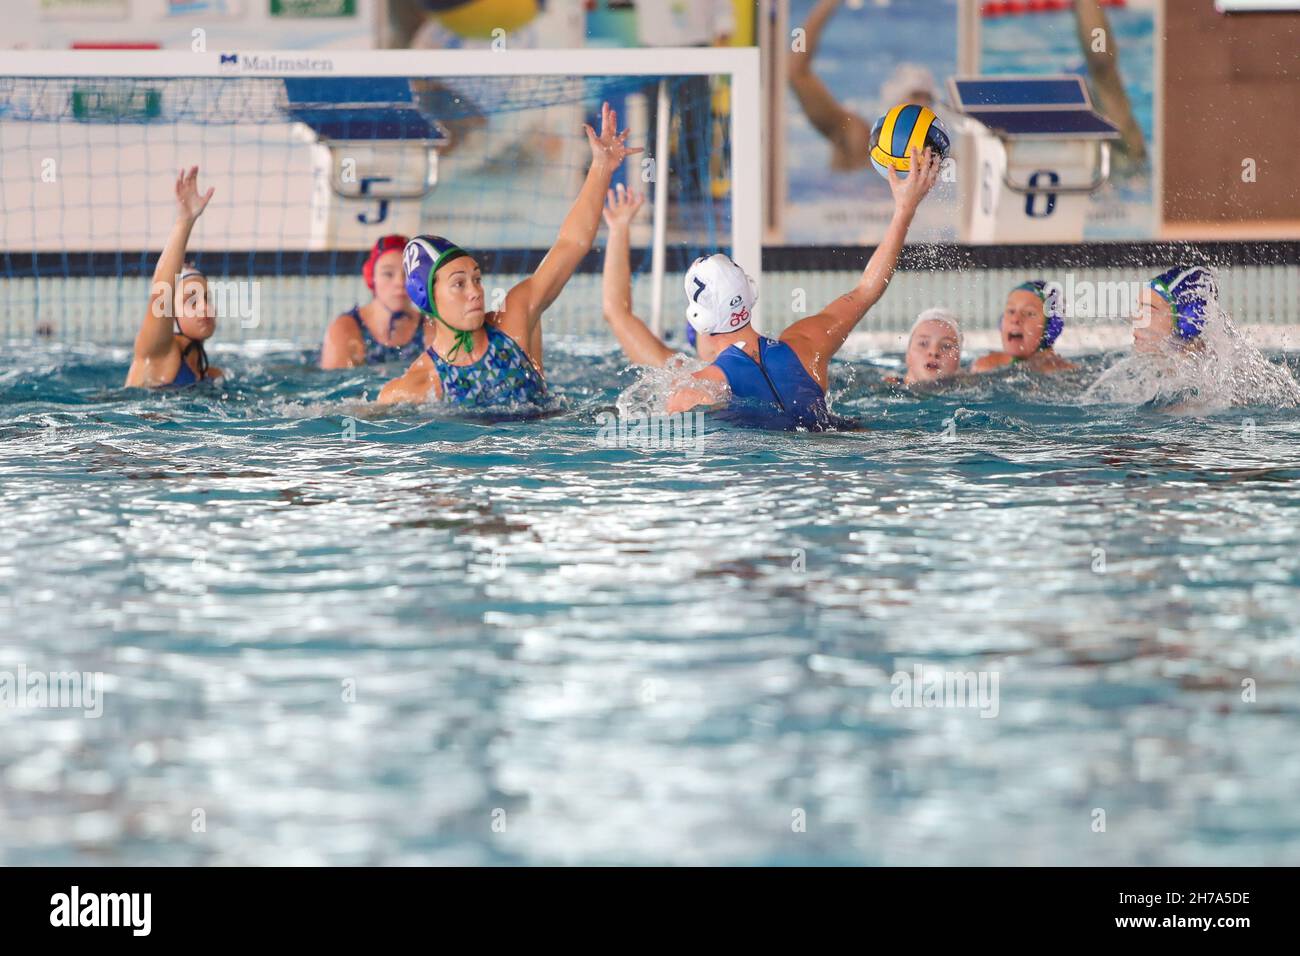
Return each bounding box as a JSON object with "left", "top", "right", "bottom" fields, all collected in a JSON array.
[
  {"left": 350, "top": 306, "right": 427, "bottom": 365},
  {"left": 164, "top": 340, "right": 208, "bottom": 388},
  {"left": 711, "top": 337, "right": 834, "bottom": 431},
  {"left": 169, "top": 360, "right": 198, "bottom": 388}
]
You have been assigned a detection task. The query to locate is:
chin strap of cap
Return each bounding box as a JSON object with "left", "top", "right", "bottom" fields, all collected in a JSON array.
[{"left": 436, "top": 318, "right": 476, "bottom": 361}]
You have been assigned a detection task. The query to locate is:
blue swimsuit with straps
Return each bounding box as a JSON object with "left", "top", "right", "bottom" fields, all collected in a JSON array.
[
  {"left": 163, "top": 339, "right": 208, "bottom": 389},
  {"left": 711, "top": 337, "right": 835, "bottom": 431},
  {"left": 350, "top": 306, "right": 427, "bottom": 365}
]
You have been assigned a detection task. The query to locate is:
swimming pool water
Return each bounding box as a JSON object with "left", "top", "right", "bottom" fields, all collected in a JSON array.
[{"left": 3, "top": 341, "right": 1299, "bottom": 865}]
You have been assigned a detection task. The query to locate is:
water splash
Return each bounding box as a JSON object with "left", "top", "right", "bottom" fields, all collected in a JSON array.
[
  {"left": 1084, "top": 299, "right": 1300, "bottom": 411},
  {"left": 614, "top": 353, "right": 713, "bottom": 417}
]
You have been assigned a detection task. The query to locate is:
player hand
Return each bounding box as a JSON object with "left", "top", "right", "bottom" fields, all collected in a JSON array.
[
  {"left": 175, "top": 166, "right": 214, "bottom": 223},
  {"left": 888, "top": 147, "right": 941, "bottom": 212},
  {"left": 602, "top": 183, "right": 645, "bottom": 228},
  {"left": 585, "top": 101, "right": 643, "bottom": 172}
]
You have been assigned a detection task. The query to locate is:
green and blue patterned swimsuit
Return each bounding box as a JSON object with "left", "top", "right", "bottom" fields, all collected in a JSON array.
[{"left": 427, "top": 325, "right": 546, "bottom": 407}]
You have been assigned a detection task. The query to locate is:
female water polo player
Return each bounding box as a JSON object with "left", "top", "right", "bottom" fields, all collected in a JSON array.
[
  {"left": 1136, "top": 266, "right": 1214, "bottom": 354},
  {"left": 125, "top": 167, "right": 223, "bottom": 388},
  {"left": 376, "top": 102, "right": 641, "bottom": 406},
  {"left": 1086, "top": 263, "right": 1300, "bottom": 409},
  {"left": 1108, "top": 265, "right": 1300, "bottom": 407},
  {"left": 901, "top": 308, "right": 963, "bottom": 386},
  {"left": 320, "top": 234, "right": 427, "bottom": 368},
  {"left": 972, "top": 280, "right": 1076, "bottom": 374},
  {"left": 665, "top": 146, "right": 941, "bottom": 430},
  {"left": 599, "top": 184, "right": 715, "bottom": 367}
]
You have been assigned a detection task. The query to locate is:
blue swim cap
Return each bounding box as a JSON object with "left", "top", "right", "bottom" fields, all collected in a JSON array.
[
  {"left": 403, "top": 235, "right": 471, "bottom": 319},
  {"left": 1009, "top": 279, "right": 1064, "bottom": 350},
  {"left": 1150, "top": 266, "right": 1216, "bottom": 340}
]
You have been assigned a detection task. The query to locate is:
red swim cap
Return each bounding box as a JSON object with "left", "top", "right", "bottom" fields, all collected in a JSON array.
[{"left": 363, "top": 234, "right": 409, "bottom": 292}]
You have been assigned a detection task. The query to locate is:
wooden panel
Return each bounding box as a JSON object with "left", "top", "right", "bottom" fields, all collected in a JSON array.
[{"left": 1162, "top": 2, "right": 1300, "bottom": 229}]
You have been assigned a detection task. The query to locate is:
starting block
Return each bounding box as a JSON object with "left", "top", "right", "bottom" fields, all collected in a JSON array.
[{"left": 947, "top": 75, "right": 1120, "bottom": 243}]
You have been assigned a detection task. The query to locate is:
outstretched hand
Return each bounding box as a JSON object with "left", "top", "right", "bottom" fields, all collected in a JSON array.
[
  {"left": 175, "top": 166, "right": 214, "bottom": 223},
  {"left": 585, "top": 101, "right": 642, "bottom": 171},
  {"left": 887, "top": 147, "right": 941, "bottom": 212},
  {"left": 602, "top": 183, "right": 645, "bottom": 228}
]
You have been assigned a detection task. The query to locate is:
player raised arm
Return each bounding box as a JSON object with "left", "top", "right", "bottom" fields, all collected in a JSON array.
[
  {"left": 495, "top": 101, "right": 642, "bottom": 353},
  {"left": 135, "top": 167, "right": 213, "bottom": 362},
  {"left": 780, "top": 147, "right": 940, "bottom": 388},
  {"left": 600, "top": 184, "right": 677, "bottom": 367}
]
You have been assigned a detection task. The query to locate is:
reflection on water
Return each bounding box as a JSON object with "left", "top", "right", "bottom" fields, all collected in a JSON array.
[{"left": 2, "top": 342, "right": 1299, "bottom": 865}]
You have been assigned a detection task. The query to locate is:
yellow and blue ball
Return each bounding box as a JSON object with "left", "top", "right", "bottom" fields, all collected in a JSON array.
[{"left": 869, "top": 104, "right": 950, "bottom": 179}]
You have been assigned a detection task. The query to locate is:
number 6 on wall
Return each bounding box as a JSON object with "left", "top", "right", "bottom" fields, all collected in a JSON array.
[{"left": 1024, "top": 170, "right": 1060, "bottom": 218}]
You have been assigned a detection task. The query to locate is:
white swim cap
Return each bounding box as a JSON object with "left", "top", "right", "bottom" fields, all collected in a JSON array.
[
  {"left": 908, "top": 307, "right": 963, "bottom": 349},
  {"left": 684, "top": 254, "right": 757, "bottom": 336}
]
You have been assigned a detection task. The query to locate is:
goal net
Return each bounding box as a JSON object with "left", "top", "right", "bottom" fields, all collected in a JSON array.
[{"left": 0, "top": 49, "right": 759, "bottom": 347}]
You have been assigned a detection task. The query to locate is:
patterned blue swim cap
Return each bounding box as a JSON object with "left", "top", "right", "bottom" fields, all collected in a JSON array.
[
  {"left": 1150, "top": 266, "right": 1216, "bottom": 340},
  {"left": 1010, "top": 279, "right": 1064, "bottom": 350},
  {"left": 403, "top": 235, "right": 471, "bottom": 319}
]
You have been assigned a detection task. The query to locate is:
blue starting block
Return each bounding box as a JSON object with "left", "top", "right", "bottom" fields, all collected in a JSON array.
[{"left": 947, "top": 75, "right": 1121, "bottom": 242}]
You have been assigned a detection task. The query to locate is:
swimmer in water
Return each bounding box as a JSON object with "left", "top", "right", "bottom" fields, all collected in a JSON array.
[
  {"left": 598, "top": 184, "right": 718, "bottom": 367},
  {"left": 1136, "top": 266, "right": 1213, "bottom": 355},
  {"left": 900, "top": 308, "right": 964, "bottom": 386},
  {"left": 1085, "top": 265, "right": 1232, "bottom": 410},
  {"left": 126, "top": 167, "right": 224, "bottom": 389},
  {"left": 320, "top": 234, "right": 427, "bottom": 368},
  {"left": 972, "top": 280, "right": 1075, "bottom": 374},
  {"left": 665, "top": 146, "right": 941, "bottom": 430},
  {"left": 377, "top": 102, "right": 641, "bottom": 407},
  {"left": 1120, "top": 265, "right": 1300, "bottom": 408}
]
